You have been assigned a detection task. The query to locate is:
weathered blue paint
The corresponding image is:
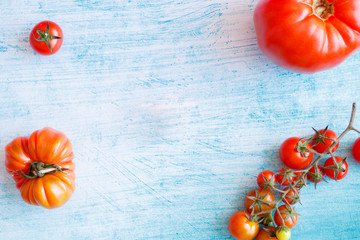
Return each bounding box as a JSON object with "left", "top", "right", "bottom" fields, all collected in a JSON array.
[{"left": 1, "top": 1, "right": 360, "bottom": 239}]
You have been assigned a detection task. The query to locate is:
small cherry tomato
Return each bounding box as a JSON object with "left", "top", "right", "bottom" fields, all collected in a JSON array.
[
  {"left": 276, "top": 168, "right": 296, "bottom": 186},
  {"left": 293, "top": 171, "right": 306, "bottom": 188},
  {"left": 257, "top": 170, "right": 275, "bottom": 190},
  {"left": 29, "top": 21, "right": 63, "bottom": 55},
  {"left": 279, "top": 137, "right": 314, "bottom": 170},
  {"left": 311, "top": 128, "right": 339, "bottom": 154},
  {"left": 244, "top": 188, "right": 275, "bottom": 214},
  {"left": 324, "top": 156, "right": 348, "bottom": 180},
  {"left": 228, "top": 211, "right": 259, "bottom": 240},
  {"left": 307, "top": 165, "right": 325, "bottom": 183},
  {"left": 282, "top": 187, "right": 300, "bottom": 205},
  {"left": 274, "top": 205, "right": 298, "bottom": 228},
  {"left": 256, "top": 226, "right": 277, "bottom": 240},
  {"left": 275, "top": 226, "right": 291, "bottom": 240},
  {"left": 352, "top": 137, "right": 360, "bottom": 164}
]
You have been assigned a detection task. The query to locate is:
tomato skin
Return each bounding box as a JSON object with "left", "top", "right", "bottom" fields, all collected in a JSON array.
[
  {"left": 312, "top": 129, "right": 339, "bottom": 154},
  {"left": 253, "top": 0, "right": 360, "bottom": 73},
  {"left": 256, "top": 226, "right": 277, "bottom": 240},
  {"left": 257, "top": 170, "right": 275, "bottom": 189},
  {"left": 228, "top": 211, "right": 259, "bottom": 240},
  {"left": 244, "top": 188, "right": 275, "bottom": 214},
  {"left": 352, "top": 137, "right": 360, "bottom": 164},
  {"left": 279, "top": 137, "right": 313, "bottom": 170},
  {"left": 5, "top": 127, "right": 75, "bottom": 209},
  {"left": 29, "top": 21, "right": 63, "bottom": 55},
  {"left": 324, "top": 156, "right": 348, "bottom": 180},
  {"left": 274, "top": 205, "right": 298, "bottom": 228}
]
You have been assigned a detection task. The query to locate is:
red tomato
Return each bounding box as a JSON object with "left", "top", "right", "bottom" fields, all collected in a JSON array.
[
  {"left": 256, "top": 226, "right": 277, "bottom": 240},
  {"left": 311, "top": 128, "right": 339, "bottom": 154},
  {"left": 279, "top": 137, "right": 314, "bottom": 170},
  {"left": 228, "top": 211, "right": 259, "bottom": 240},
  {"left": 276, "top": 168, "right": 296, "bottom": 186},
  {"left": 293, "top": 172, "right": 306, "bottom": 188},
  {"left": 324, "top": 156, "right": 348, "bottom": 180},
  {"left": 352, "top": 137, "right": 360, "bottom": 164},
  {"left": 307, "top": 165, "right": 325, "bottom": 183},
  {"left": 254, "top": 0, "right": 360, "bottom": 73},
  {"left": 5, "top": 127, "right": 75, "bottom": 209},
  {"left": 282, "top": 187, "right": 300, "bottom": 205},
  {"left": 274, "top": 205, "right": 298, "bottom": 228},
  {"left": 29, "top": 21, "right": 63, "bottom": 55},
  {"left": 244, "top": 188, "right": 275, "bottom": 214},
  {"left": 257, "top": 170, "right": 275, "bottom": 189}
]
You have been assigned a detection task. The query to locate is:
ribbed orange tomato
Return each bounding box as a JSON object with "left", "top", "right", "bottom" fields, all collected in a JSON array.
[{"left": 5, "top": 127, "right": 75, "bottom": 209}]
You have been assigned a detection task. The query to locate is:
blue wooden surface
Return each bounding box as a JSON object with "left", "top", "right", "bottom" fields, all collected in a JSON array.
[{"left": 1, "top": 1, "right": 360, "bottom": 239}]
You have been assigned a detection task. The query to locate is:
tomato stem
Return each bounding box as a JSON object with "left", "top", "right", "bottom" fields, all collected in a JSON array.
[
  {"left": 14, "top": 162, "right": 66, "bottom": 179},
  {"left": 313, "top": 0, "right": 335, "bottom": 21}
]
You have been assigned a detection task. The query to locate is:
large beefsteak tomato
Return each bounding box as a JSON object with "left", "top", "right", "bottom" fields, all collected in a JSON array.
[
  {"left": 5, "top": 127, "right": 75, "bottom": 209},
  {"left": 254, "top": 0, "right": 360, "bottom": 73}
]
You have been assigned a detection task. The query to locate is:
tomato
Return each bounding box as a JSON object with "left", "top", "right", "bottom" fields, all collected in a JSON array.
[
  {"left": 257, "top": 170, "right": 275, "bottom": 190},
  {"left": 274, "top": 205, "right": 298, "bottom": 228},
  {"left": 352, "top": 137, "right": 360, "bottom": 164},
  {"left": 228, "top": 211, "right": 259, "bottom": 240},
  {"left": 253, "top": 0, "right": 360, "bottom": 73},
  {"left": 5, "top": 127, "right": 75, "bottom": 209},
  {"left": 244, "top": 188, "right": 275, "bottom": 214},
  {"left": 293, "top": 171, "right": 306, "bottom": 188},
  {"left": 276, "top": 168, "right": 296, "bottom": 186},
  {"left": 324, "top": 156, "right": 348, "bottom": 180},
  {"left": 29, "top": 21, "right": 63, "bottom": 55},
  {"left": 307, "top": 165, "right": 325, "bottom": 183},
  {"left": 275, "top": 227, "right": 291, "bottom": 240},
  {"left": 256, "top": 226, "right": 277, "bottom": 240},
  {"left": 279, "top": 137, "right": 314, "bottom": 170},
  {"left": 282, "top": 187, "right": 300, "bottom": 205},
  {"left": 311, "top": 128, "right": 339, "bottom": 154}
]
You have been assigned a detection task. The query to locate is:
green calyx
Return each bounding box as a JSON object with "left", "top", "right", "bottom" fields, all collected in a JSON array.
[
  {"left": 32, "top": 21, "right": 61, "bottom": 53},
  {"left": 296, "top": 139, "right": 310, "bottom": 158}
]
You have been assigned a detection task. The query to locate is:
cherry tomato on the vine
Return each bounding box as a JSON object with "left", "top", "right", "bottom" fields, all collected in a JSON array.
[
  {"left": 228, "top": 211, "right": 259, "bottom": 240},
  {"left": 279, "top": 137, "right": 314, "bottom": 170},
  {"left": 256, "top": 226, "right": 277, "bottom": 240},
  {"left": 282, "top": 187, "right": 300, "bottom": 205},
  {"left": 274, "top": 205, "right": 298, "bottom": 228},
  {"left": 324, "top": 156, "right": 348, "bottom": 180},
  {"left": 244, "top": 188, "right": 275, "bottom": 214},
  {"left": 257, "top": 170, "right": 275, "bottom": 190},
  {"left": 311, "top": 128, "right": 339, "bottom": 154},
  {"left": 29, "top": 21, "right": 63, "bottom": 55},
  {"left": 276, "top": 168, "right": 296, "bottom": 186},
  {"left": 275, "top": 226, "right": 291, "bottom": 240},
  {"left": 307, "top": 165, "right": 325, "bottom": 183},
  {"left": 253, "top": 0, "right": 360, "bottom": 73},
  {"left": 352, "top": 137, "right": 360, "bottom": 164}
]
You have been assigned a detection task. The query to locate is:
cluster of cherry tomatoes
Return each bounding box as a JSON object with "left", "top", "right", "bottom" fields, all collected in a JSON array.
[{"left": 228, "top": 124, "right": 360, "bottom": 240}]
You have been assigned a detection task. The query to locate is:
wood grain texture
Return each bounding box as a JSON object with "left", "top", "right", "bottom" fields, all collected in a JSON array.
[{"left": 1, "top": 0, "right": 360, "bottom": 239}]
